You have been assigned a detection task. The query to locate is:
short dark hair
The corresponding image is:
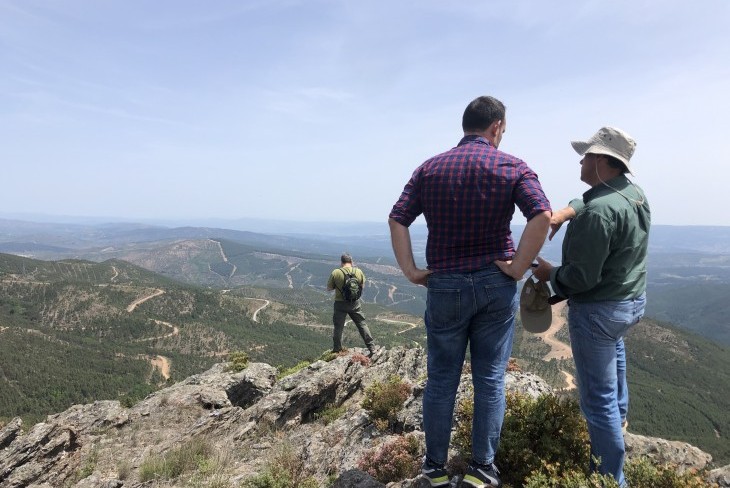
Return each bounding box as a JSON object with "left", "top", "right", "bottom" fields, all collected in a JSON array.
[
  {"left": 340, "top": 253, "right": 353, "bottom": 264},
  {"left": 462, "top": 96, "right": 506, "bottom": 132},
  {"left": 605, "top": 155, "right": 629, "bottom": 174}
]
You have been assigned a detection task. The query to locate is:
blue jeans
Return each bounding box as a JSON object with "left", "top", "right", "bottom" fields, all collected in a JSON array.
[
  {"left": 422, "top": 265, "right": 517, "bottom": 466},
  {"left": 568, "top": 295, "right": 646, "bottom": 487}
]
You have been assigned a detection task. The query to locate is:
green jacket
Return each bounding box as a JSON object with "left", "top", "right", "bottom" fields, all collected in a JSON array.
[
  {"left": 550, "top": 175, "right": 650, "bottom": 302},
  {"left": 327, "top": 266, "right": 365, "bottom": 302}
]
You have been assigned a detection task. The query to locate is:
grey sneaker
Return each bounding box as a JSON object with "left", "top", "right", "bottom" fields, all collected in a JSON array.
[
  {"left": 421, "top": 457, "right": 449, "bottom": 487},
  {"left": 462, "top": 462, "right": 502, "bottom": 487}
]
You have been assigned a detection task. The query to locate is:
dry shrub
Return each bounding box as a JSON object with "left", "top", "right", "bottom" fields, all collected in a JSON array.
[{"left": 350, "top": 353, "right": 370, "bottom": 366}]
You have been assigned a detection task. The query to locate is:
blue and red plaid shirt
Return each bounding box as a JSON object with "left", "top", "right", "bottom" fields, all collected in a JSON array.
[{"left": 389, "top": 135, "right": 551, "bottom": 273}]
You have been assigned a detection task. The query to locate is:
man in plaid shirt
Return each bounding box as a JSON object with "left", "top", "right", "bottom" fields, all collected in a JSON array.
[{"left": 388, "top": 96, "right": 551, "bottom": 487}]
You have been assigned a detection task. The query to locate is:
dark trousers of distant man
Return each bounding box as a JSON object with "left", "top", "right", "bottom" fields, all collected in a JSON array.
[{"left": 332, "top": 299, "right": 374, "bottom": 352}]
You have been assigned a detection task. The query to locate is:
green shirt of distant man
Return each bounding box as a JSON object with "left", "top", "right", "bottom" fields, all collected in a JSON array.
[
  {"left": 327, "top": 264, "right": 366, "bottom": 301},
  {"left": 543, "top": 173, "right": 650, "bottom": 302}
]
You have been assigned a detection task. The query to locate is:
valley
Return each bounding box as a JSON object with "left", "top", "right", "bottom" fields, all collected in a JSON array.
[{"left": 0, "top": 219, "right": 728, "bottom": 464}]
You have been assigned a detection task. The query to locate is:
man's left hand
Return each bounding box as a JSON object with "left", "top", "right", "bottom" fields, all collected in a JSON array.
[{"left": 532, "top": 256, "right": 553, "bottom": 282}]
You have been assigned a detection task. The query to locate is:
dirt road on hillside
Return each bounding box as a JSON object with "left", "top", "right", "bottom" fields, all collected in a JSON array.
[
  {"left": 126, "top": 289, "right": 165, "bottom": 312},
  {"left": 149, "top": 355, "right": 171, "bottom": 380},
  {"left": 538, "top": 301, "right": 572, "bottom": 360},
  {"left": 376, "top": 315, "right": 420, "bottom": 334},
  {"left": 535, "top": 301, "right": 576, "bottom": 390},
  {"left": 242, "top": 298, "right": 270, "bottom": 323}
]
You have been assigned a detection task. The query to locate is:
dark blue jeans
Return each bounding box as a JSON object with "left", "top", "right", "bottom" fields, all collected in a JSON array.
[{"left": 422, "top": 264, "right": 517, "bottom": 466}]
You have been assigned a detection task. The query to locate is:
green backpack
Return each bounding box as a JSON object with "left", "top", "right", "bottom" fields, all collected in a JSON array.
[{"left": 339, "top": 268, "right": 363, "bottom": 301}]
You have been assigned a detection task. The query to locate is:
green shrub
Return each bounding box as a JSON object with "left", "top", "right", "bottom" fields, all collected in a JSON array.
[
  {"left": 624, "top": 457, "right": 717, "bottom": 488},
  {"left": 314, "top": 403, "right": 347, "bottom": 425},
  {"left": 499, "top": 393, "right": 591, "bottom": 484},
  {"left": 72, "top": 448, "right": 99, "bottom": 482},
  {"left": 357, "top": 434, "right": 421, "bottom": 483},
  {"left": 277, "top": 360, "right": 311, "bottom": 379},
  {"left": 139, "top": 437, "right": 212, "bottom": 482},
  {"left": 362, "top": 375, "right": 412, "bottom": 431},
  {"left": 318, "top": 350, "right": 338, "bottom": 362},
  {"left": 243, "top": 443, "right": 318, "bottom": 488},
  {"left": 454, "top": 391, "right": 717, "bottom": 488},
  {"left": 227, "top": 351, "right": 250, "bottom": 372},
  {"left": 523, "top": 457, "right": 718, "bottom": 488},
  {"left": 454, "top": 392, "right": 591, "bottom": 486},
  {"left": 524, "top": 462, "right": 618, "bottom": 487}
]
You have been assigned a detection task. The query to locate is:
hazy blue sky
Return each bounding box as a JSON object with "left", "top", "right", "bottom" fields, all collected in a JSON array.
[{"left": 1, "top": 1, "right": 729, "bottom": 226}]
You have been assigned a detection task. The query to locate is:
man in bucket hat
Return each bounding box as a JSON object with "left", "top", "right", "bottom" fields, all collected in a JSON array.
[{"left": 531, "top": 126, "right": 650, "bottom": 487}]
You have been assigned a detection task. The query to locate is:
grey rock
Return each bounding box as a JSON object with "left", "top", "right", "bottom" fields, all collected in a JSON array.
[
  {"left": 0, "top": 422, "right": 79, "bottom": 487},
  {"left": 624, "top": 432, "right": 712, "bottom": 471},
  {"left": 0, "top": 346, "right": 716, "bottom": 487},
  {"left": 332, "top": 468, "right": 385, "bottom": 487},
  {"left": 707, "top": 464, "right": 730, "bottom": 487},
  {"left": 0, "top": 417, "right": 22, "bottom": 449}
]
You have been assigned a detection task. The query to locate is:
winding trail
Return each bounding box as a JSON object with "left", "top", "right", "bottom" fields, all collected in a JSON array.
[
  {"left": 210, "top": 239, "right": 237, "bottom": 278},
  {"left": 376, "top": 315, "right": 420, "bottom": 335},
  {"left": 126, "top": 289, "right": 165, "bottom": 312},
  {"left": 534, "top": 301, "right": 576, "bottom": 390},
  {"left": 135, "top": 320, "right": 179, "bottom": 342},
  {"left": 241, "top": 298, "right": 270, "bottom": 323},
  {"left": 123, "top": 289, "right": 176, "bottom": 376},
  {"left": 537, "top": 301, "right": 572, "bottom": 360},
  {"left": 110, "top": 266, "right": 119, "bottom": 282}
]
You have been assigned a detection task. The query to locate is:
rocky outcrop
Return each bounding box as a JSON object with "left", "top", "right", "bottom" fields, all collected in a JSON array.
[
  {"left": 624, "top": 432, "right": 713, "bottom": 471},
  {"left": 0, "top": 346, "right": 725, "bottom": 487}
]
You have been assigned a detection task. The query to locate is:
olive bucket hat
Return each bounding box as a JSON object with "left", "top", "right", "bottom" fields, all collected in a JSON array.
[{"left": 520, "top": 278, "right": 552, "bottom": 333}]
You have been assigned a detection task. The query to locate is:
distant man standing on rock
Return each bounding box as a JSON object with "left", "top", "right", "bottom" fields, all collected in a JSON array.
[
  {"left": 327, "top": 253, "right": 376, "bottom": 356},
  {"left": 389, "top": 95, "right": 551, "bottom": 488},
  {"left": 531, "top": 127, "right": 650, "bottom": 487}
]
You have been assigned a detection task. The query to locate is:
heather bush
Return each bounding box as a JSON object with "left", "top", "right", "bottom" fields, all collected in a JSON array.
[
  {"left": 362, "top": 375, "right": 412, "bottom": 431},
  {"left": 349, "top": 352, "right": 370, "bottom": 366},
  {"left": 357, "top": 434, "right": 421, "bottom": 483}
]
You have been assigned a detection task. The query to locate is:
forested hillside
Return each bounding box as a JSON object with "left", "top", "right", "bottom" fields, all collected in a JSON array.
[
  {"left": 626, "top": 318, "right": 730, "bottom": 464},
  {"left": 1, "top": 251, "right": 728, "bottom": 465},
  {"left": 0, "top": 253, "right": 426, "bottom": 425}
]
